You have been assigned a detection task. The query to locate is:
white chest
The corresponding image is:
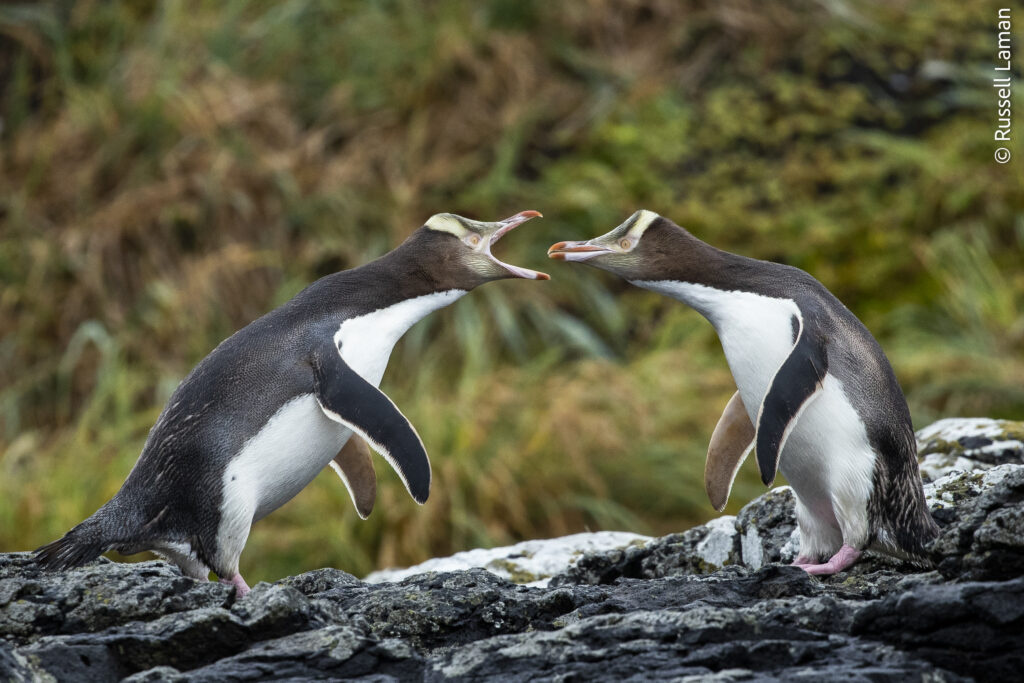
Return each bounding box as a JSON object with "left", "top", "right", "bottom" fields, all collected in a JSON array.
[
  {"left": 232, "top": 393, "right": 351, "bottom": 522},
  {"left": 334, "top": 290, "right": 466, "bottom": 386},
  {"left": 632, "top": 280, "right": 800, "bottom": 421}
]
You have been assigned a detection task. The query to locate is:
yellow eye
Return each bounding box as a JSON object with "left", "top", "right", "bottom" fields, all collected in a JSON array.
[
  {"left": 467, "top": 234, "right": 482, "bottom": 247},
  {"left": 619, "top": 238, "right": 632, "bottom": 250}
]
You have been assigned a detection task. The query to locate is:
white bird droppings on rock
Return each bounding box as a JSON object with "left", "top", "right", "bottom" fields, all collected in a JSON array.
[
  {"left": 924, "top": 463, "right": 1019, "bottom": 509},
  {"left": 695, "top": 515, "right": 737, "bottom": 569},
  {"left": 917, "top": 453, "right": 986, "bottom": 483},
  {"left": 741, "top": 525, "right": 763, "bottom": 570},
  {"left": 916, "top": 418, "right": 1017, "bottom": 443},
  {"left": 916, "top": 418, "right": 1024, "bottom": 483},
  {"left": 364, "top": 531, "right": 652, "bottom": 587},
  {"left": 780, "top": 528, "right": 802, "bottom": 562}
]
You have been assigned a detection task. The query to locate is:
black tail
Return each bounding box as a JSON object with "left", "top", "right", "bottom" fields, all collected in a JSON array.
[{"left": 34, "top": 512, "right": 114, "bottom": 571}]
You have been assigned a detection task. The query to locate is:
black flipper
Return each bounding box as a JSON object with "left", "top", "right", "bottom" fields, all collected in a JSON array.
[
  {"left": 754, "top": 314, "right": 828, "bottom": 486},
  {"left": 311, "top": 342, "right": 431, "bottom": 504}
]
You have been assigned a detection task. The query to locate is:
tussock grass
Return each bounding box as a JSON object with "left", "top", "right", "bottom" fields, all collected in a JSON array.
[{"left": 1, "top": 1, "right": 1021, "bottom": 581}]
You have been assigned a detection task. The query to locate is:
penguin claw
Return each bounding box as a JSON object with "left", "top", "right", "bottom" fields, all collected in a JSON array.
[
  {"left": 798, "top": 544, "right": 862, "bottom": 576},
  {"left": 220, "top": 574, "right": 251, "bottom": 598}
]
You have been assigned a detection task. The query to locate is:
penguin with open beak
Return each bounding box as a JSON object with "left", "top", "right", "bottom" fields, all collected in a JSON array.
[
  {"left": 549, "top": 210, "right": 937, "bottom": 575},
  {"left": 36, "top": 211, "right": 547, "bottom": 597}
]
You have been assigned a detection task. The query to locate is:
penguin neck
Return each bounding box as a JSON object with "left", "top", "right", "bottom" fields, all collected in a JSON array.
[
  {"left": 325, "top": 231, "right": 471, "bottom": 312},
  {"left": 333, "top": 285, "right": 465, "bottom": 386},
  {"left": 370, "top": 234, "right": 468, "bottom": 296},
  {"left": 331, "top": 238, "right": 471, "bottom": 385},
  {"left": 357, "top": 244, "right": 469, "bottom": 327},
  {"left": 324, "top": 233, "right": 473, "bottom": 352},
  {"left": 628, "top": 230, "right": 793, "bottom": 328}
]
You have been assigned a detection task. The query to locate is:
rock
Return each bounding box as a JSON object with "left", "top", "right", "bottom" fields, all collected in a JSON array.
[
  {"left": 320, "top": 569, "right": 565, "bottom": 650},
  {"left": 365, "top": 531, "right": 651, "bottom": 587},
  {"left": 432, "top": 607, "right": 962, "bottom": 682},
  {"left": 1, "top": 418, "right": 1021, "bottom": 681},
  {"left": 549, "top": 489, "right": 796, "bottom": 586},
  {"left": 20, "top": 607, "right": 251, "bottom": 681},
  {"left": 277, "top": 567, "right": 362, "bottom": 594},
  {"left": 928, "top": 466, "right": 1024, "bottom": 580},
  {"left": 0, "top": 555, "right": 232, "bottom": 642},
  {"left": 696, "top": 514, "right": 741, "bottom": 568},
  {"left": 735, "top": 486, "right": 800, "bottom": 568},
  {"left": 161, "top": 626, "right": 425, "bottom": 682},
  {"left": 228, "top": 583, "right": 314, "bottom": 639},
  {"left": 916, "top": 418, "right": 1024, "bottom": 482},
  {"left": 0, "top": 640, "right": 41, "bottom": 683},
  {"left": 852, "top": 578, "right": 1024, "bottom": 681}
]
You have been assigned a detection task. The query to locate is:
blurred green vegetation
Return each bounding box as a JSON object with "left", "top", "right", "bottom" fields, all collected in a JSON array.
[{"left": 1, "top": 0, "right": 1021, "bottom": 583}]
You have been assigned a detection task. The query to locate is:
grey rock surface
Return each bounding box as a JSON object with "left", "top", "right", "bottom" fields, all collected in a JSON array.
[
  {"left": 917, "top": 418, "right": 1024, "bottom": 482},
  {"left": 2, "top": 418, "right": 1021, "bottom": 681}
]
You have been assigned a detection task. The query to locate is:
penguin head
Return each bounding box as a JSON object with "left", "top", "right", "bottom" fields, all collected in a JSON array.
[
  {"left": 547, "top": 210, "right": 675, "bottom": 279},
  {"left": 420, "top": 211, "right": 550, "bottom": 284}
]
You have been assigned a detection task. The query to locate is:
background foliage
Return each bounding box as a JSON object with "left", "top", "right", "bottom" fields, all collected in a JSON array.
[{"left": 1, "top": 0, "right": 1021, "bottom": 583}]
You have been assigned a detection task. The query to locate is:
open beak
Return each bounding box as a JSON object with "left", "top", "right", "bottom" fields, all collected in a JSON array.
[
  {"left": 547, "top": 240, "right": 613, "bottom": 262},
  {"left": 487, "top": 211, "right": 550, "bottom": 280}
]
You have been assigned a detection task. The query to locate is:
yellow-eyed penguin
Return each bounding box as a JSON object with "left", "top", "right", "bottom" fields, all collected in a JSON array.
[
  {"left": 36, "top": 211, "right": 548, "bottom": 596},
  {"left": 548, "top": 210, "right": 937, "bottom": 575}
]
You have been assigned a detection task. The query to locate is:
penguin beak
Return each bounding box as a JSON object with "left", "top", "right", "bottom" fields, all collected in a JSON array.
[
  {"left": 547, "top": 240, "right": 613, "bottom": 262},
  {"left": 486, "top": 211, "right": 550, "bottom": 280}
]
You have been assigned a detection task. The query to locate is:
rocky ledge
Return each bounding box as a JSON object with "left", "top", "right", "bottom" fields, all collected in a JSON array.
[{"left": 2, "top": 418, "right": 1023, "bottom": 682}]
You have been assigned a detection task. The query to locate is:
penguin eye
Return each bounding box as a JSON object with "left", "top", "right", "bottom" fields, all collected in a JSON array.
[
  {"left": 619, "top": 238, "right": 632, "bottom": 250},
  {"left": 467, "top": 234, "right": 482, "bottom": 247}
]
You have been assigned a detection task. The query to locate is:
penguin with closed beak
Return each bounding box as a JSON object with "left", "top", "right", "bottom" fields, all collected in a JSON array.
[
  {"left": 36, "top": 211, "right": 548, "bottom": 596},
  {"left": 549, "top": 210, "right": 937, "bottom": 575}
]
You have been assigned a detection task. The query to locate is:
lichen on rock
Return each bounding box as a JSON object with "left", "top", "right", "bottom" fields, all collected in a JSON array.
[
  {"left": 917, "top": 418, "right": 1024, "bottom": 482},
  {"left": 364, "top": 531, "right": 652, "bottom": 588}
]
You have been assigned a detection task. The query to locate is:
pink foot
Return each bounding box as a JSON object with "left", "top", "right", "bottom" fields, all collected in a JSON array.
[
  {"left": 799, "top": 544, "right": 862, "bottom": 576},
  {"left": 790, "top": 556, "right": 815, "bottom": 567},
  {"left": 219, "top": 574, "right": 251, "bottom": 598}
]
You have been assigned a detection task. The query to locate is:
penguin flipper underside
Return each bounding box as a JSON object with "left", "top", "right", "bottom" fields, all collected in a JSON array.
[
  {"left": 754, "top": 317, "right": 829, "bottom": 486},
  {"left": 705, "top": 391, "right": 755, "bottom": 512},
  {"left": 329, "top": 436, "right": 377, "bottom": 519},
  {"left": 312, "top": 344, "right": 431, "bottom": 504}
]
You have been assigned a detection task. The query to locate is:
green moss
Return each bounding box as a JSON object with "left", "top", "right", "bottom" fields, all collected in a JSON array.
[
  {"left": 693, "top": 558, "right": 718, "bottom": 574},
  {"left": 920, "top": 423, "right": 1024, "bottom": 458},
  {"left": 994, "top": 423, "right": 1024, "bottom": 443},
  {"left": 934, "top": 472, "right": 987, "bottom": 503},
  {"left": 919, "top": 438, "right": 958, "bottom": 458},
  {"left": 486, "top": 559, "right": 541, "bottom": 585}
]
